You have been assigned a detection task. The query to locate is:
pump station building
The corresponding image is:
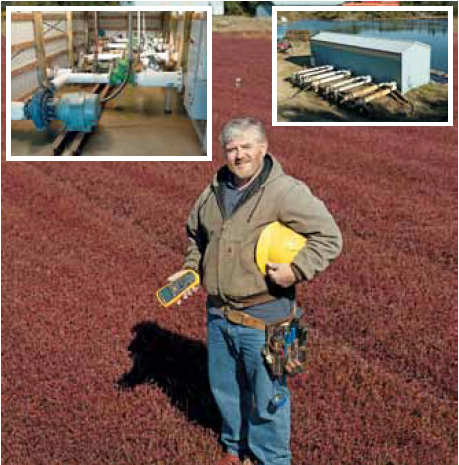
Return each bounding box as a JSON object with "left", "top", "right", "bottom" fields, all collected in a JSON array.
[{"left": 310, "top": 31, "right": 431, "bottom": 94}]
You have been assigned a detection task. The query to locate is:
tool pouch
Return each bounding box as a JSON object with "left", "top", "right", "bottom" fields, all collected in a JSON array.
[{"left": 262, "top": 307, "right": 308, "bottom": 378}]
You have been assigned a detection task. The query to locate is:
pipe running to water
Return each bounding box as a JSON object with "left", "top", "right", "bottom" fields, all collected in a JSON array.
[{"left": 99, "top": 11, "right": 134, "bottom": 103}]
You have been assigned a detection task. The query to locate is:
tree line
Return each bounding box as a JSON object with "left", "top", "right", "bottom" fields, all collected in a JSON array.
[
  {"left": 2, "top": 1, "right": 118, "bottom": 8},
  {"left": 226, "top": 1, "right": 457, "bottom": 16},
  {"left": 2, "top": 1, "right": 457, "bottom": 15}
]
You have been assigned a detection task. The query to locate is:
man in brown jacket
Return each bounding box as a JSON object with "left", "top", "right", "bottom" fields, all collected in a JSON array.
[{"left": 173, "top": 117, "right": 342, "bottom": 465}]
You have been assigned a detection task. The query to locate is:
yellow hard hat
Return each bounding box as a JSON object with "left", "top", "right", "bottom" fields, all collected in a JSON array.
[{"left": 256, "top": 222, "right": 307, "bottom": 275}]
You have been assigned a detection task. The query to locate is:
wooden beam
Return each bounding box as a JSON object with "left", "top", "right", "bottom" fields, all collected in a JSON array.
[
  {"left": 11, "top": 49, "right": 68, "bottom": 78},
  {"left": 11, "top": 33, "right": 67, "bottom": 54},
  {"left": 88, "top": 26, "right": 161, "bottom": 32},
  {"left": 66, "top": 11, "right": 74, "bottom": 68},
  {"left": 170, "top": 12, "right": 178, "bottom": 49},
  {"left": 89, "top": 14, "right": 161, "bottom": 21},
  {"left": 11, "top": 61, "right": 37, "bottom": 78},
  {"left": 12, "top": 13, "right": 67, "bottom": 22},
  {"left": 32, "top": 11, "right": 49, "bottom": 87},
  {"left": 162, "top": 12, "right": 171, "bottom": 43}
]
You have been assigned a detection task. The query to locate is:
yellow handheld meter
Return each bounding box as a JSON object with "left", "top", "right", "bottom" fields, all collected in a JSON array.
[{"left": 156, "top": 270, "right": 200, "bottom": 307}]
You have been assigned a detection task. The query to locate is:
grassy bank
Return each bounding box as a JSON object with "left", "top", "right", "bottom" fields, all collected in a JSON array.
[
  {"left": 278, "top": 11, "right": 449, "bottom": 21},
  {"left": 212, "top": 15, "right": 272, "bottom": 33}
]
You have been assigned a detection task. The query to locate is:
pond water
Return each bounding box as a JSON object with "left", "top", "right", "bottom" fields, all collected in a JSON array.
[{"left": 278, "top": 18, "right": 448, "bottom": 71}]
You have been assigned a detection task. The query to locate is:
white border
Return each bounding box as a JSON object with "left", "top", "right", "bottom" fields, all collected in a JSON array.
[
  {"left": 272, "top": 6, "right": 454, "bottom": 127},
  {"left": 6, "top": 5, "right": 213, "bottom": 161}
]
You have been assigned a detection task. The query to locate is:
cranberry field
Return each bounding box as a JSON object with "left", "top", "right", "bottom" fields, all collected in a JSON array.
[{"left": 2, "top": 35, "right": 458, "bottom": 465}]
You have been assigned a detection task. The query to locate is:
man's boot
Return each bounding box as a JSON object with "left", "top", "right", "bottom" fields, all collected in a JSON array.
[{"left": 216, "top": 453, "right": 241, "bottom": 465}]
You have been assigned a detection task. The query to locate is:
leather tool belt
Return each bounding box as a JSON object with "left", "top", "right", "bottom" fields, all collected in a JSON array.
[
  {"left": 222, "top": 306, "right": 266, "bottom": 331},
  {"left": 219, "top": 301, "right": 308, "bottom": 377},
  {"left": 262, "top": 303, "right": 308, "bottom": 377},
  {"left": 219, "top": 300, "right": 297, "bottom": 331}
]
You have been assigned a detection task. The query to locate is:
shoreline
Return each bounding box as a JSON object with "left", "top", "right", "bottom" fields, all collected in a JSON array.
[{"left": 278, "top": 15, "right": 449, "bottom": 24}]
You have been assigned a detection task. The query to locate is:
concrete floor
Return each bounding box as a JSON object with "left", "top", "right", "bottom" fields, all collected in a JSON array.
[{"left": 11, "top": 85, "right": 206, "bottom": 157}]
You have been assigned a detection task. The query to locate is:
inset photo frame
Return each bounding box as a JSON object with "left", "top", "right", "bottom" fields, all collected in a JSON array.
[
  {"left": 273, "top": 5, "right": 454, "bottom": 126},
  {"left": 6, "top": 5, "right": 212, "bottom": 160}
]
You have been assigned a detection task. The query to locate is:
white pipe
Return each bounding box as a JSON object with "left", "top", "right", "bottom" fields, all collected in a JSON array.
[
  {"left": 51, "top": 74, "right": 70, "bottom": 90},
  {"left": 328, "top": 76, "right": 371, "bottom": 92},
  {"left": 65, "top": 73, "right": 110, "bottom": 85},
  {"left": 138, "top": 11, "right": 141, "bottom": 47},
  {"left": 51, "top": 72, "right": 110, "bottom": 90},
  {"left": 49, "top": 64, "right": 182, "bottom": 91},
  {"left": 296, "top": 68, "right": 335, "bottom": 83},
  {"left": 302, "top": 70, "right": 343, "bottom": 83},
  {"left": 11, "top": 102, "right": 26, "bottom": 120},
  {"left": 85, "top": 53, "right": 123, "bottom": 62},
  {"left": 141, "top": 50, "right": 170, "bottom": 64},
  {"left": 314, "top": 71, "right": 351, "bottom": 86},
  {"left": 338, "top": 77, "right": 372, "bottom": 93},
  {"left": 136, "top": 70, "right": 182, "bottom": 90},
  {"left": 293, "top": 65, "right": 333, "bottom": 78},
  {"left": 379, "top": 82, "right": 397, "bottom": 91},
  {"left": 140, "top": 50, "right": 165, "bottom": 58},
  {"left": 107, "top": 43, "right": 127, "bottom": 49},
  {"left": 55, "top": 68, "right": 73, "bottom": 77}
]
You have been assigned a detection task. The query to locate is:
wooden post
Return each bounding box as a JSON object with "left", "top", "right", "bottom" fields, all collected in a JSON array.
[
  {"left": 84, "top": 11, "right": 89, "bottom": 54},
  {"left": 170, "top": 11, "right": 178, "bottom": 49},
  {"left": 32, "top": 11, "right": 49, "bottom": 87},
  {"left": 66, "top": 11, "right": 74, "bottom": 69},
  {"left": 180, "top": 11, "right": 193, "bottom": 73},
  {"left": 162, "top": 12, "right": 171, "bottom": 43}
]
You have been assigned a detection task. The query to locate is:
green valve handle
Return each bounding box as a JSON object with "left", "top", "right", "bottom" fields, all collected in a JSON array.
[{"left": 109, "top": 59, "right": 136, "bottom": 86}]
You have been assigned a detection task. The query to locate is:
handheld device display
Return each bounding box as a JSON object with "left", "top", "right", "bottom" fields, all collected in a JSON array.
[{"left": 156, "top": 270, "right": 200, "bottom": 307}]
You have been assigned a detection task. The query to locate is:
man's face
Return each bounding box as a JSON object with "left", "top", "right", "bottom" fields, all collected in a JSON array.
[{"left": 222, "top": 130, "right": 267, "bottom": 186}]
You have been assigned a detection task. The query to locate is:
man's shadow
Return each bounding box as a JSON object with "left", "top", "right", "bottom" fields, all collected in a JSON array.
[{"left": 117, "top": 321, "right": 220, "bottom": 433}]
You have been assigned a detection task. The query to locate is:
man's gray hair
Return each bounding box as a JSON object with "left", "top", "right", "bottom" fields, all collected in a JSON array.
[{"left": 220, "top": 117, "right": 267, "bottom": 147}]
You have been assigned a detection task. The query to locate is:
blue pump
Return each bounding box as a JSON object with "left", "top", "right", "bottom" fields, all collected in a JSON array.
[{"left": 24, "top": 87, "right": 101, "bottom": 132}]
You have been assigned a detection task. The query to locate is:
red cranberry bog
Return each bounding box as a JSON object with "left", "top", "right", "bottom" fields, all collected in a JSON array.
[{"left": 2, "top": 30, "right": 458, "bottom": 465}]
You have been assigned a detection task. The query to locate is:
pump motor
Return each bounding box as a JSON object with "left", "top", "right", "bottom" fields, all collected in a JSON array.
[
  {"left": 55, "top": 93, "right": 100, "bottom": 132},
  {"left": 23, "top": 87, "right": 101, "bottom": 132}
]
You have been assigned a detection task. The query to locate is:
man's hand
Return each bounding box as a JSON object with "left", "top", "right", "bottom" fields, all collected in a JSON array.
[
  {"left": 166, "top": 269, "right": 200, "bottom": 306},
  {"left": 266, "top": 263, "right": 297, "bottom": 288}
]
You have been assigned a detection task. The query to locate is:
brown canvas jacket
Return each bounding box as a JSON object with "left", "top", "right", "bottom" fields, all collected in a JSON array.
[{"left": 184, "top": 155, "right": 343, "bottom": 309}]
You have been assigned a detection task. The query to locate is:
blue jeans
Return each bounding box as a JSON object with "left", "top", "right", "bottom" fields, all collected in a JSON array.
[{"left": 207, "top": 314, "right": 291, "bottom": 465}]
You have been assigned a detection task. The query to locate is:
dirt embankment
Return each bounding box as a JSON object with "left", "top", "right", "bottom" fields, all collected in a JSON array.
[{"left": 212, "top": 15, "right": 273, "bottom": 39}]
